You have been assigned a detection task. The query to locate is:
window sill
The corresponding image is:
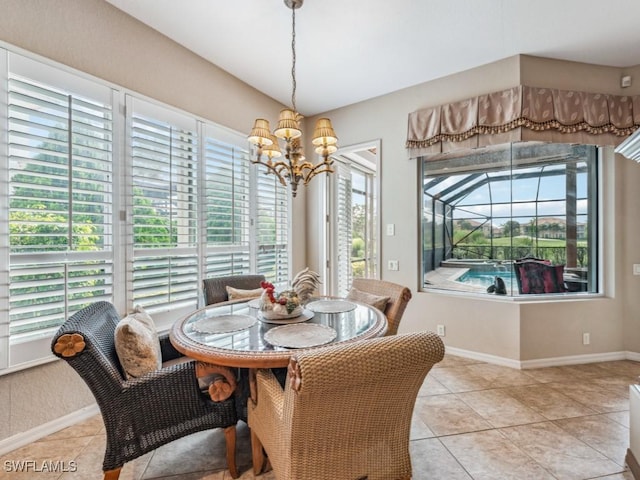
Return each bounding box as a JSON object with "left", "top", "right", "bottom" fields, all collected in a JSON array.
[{"left": 421, "top": 286, "right": 603, "bottom": 303}]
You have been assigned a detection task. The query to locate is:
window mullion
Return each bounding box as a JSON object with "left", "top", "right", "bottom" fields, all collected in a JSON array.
[{"left": 67, "top": 94, "right": 73, "bottom": 251}]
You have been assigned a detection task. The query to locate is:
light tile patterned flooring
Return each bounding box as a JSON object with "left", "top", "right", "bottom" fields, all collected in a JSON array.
[{"left": 1, "top": 354, "right": 639, "bottom": 479}]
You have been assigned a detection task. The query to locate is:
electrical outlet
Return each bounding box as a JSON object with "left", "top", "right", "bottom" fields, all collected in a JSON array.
[
  {"left": 437, "top": 324, "right": 445, "bottom": 336},
  {"left": 388, "top": 260, "right": 399, "bottom": 271},
  {"left": 583, "top": 332, "right": 590, "bottom": 345}
]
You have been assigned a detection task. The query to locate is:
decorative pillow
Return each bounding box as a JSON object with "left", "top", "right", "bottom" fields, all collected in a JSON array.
[
  {"left": 226, "top": 286, "right": 263, "bottom": 300},
  {"left": 346, "top": 288, "right": 390, "bottom": 312},
  {"left": 114, "top": 305, "right": 162, "bottom": 379}
]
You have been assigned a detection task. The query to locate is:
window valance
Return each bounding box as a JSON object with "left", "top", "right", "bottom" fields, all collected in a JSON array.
[{"left": 406, "top": 85, "right": 640, "bottom": 157}]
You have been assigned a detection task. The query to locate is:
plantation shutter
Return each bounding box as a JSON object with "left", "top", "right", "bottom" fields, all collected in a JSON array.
[
  {"left": 255, "top": 173, "right": 290, "bottom": 285},
  {"left": 202, "top": 125, "right": 251, "bottom": 276},
  {"left": 333, "top": 161, "right": 353, "bottom": 297},
  {"left": 6, "top": 53, "right": 114, "bottom": 366},
  {"left": 128, "top": 96, "right": 198, "bottom": 315}
]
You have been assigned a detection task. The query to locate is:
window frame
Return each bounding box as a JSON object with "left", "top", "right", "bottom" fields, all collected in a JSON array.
[
  {"left": 419, "top": 142, "right": 602, "bottom": 300},
  {"left": 326, "top": 141, "right": 380, "bottom": 296}
]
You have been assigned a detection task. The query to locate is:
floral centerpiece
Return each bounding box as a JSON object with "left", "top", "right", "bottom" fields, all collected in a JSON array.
[{"left": 259, "top": 281, "right": 303, "bottom": 319}]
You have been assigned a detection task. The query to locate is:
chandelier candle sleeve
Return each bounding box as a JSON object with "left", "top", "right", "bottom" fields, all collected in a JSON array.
[{"left": 247, "top": 0, "right": 337, "bottom": 197}]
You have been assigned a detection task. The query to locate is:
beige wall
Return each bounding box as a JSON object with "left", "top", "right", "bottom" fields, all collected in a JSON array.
[{"left": 0, "top": 362, "right": 95, "bottom": 442}]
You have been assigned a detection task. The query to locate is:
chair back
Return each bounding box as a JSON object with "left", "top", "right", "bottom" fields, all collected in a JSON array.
[
  {"left": 51, "top": 301, "right": 125, "bottom": 402},
  {"left": 203, "top": 274, "right": 266, "bottom": 305},
  {"left": 513, "top": 259, "right": 566, "bottom": 294},
  {"left": 279, "top": 332, "right": 444, "bottom": 479},
  {"left": 351, "top": 278, "right": 412, "bottom": 335}
]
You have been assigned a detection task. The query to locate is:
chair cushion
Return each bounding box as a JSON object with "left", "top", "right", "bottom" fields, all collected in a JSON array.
[
  {"left": 226, "top": 286, "right": 263, "bottom": 301},
  {"left": 346, "top": 287, "right": 390, "bottom": 311},
  {"left": 114, "top": 305, "right": 162, "bottom": 379}
]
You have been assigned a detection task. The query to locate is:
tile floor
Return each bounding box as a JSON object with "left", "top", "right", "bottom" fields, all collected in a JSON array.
[{"left": 1, "top": 354, "right": 639, "bottom": 479}]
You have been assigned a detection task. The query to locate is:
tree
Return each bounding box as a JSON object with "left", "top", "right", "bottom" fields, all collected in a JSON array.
[
  {"left": 458, "top": 220, "right": 474, "bottom": 230},
  {"left": 502, "top": 220, "right": 521, "bottom": 237},
  {"left": 352, "top": 204, "right": 366, "bottom": 240}
]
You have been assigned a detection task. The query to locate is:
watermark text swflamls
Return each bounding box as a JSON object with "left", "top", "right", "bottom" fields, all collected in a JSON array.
[{"left": 4, "top": 460, "right": 78, "bottom": 473}]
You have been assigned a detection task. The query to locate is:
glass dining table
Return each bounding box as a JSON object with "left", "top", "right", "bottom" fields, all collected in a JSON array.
[{"left": 170, "top": 297, "right": 388, "bottom": 370}]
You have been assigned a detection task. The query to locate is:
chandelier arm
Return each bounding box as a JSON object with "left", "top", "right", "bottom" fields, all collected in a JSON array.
[
  {"left": 272, "top": 160, "right": 292, "bottom": 172},
  {"left": 306, "top": 158, "right": 334, "bottom": 175},
  {"left": 252, "top": 159, "right": 288, "bottom": 186},
  {"left": 303, "top": 165, "right": 335, "bottom": 186},
  {"left": 297, "top": 161, "right": 315, "bottom": 171}
]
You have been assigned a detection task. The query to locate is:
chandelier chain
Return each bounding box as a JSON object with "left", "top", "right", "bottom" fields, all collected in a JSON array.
[{"left": 291, "top": 5, "right": 297, "bottom": 112}]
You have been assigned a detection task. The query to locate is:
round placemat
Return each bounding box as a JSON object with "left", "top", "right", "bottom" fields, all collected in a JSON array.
[
  {"left": 192, "top": 314, "right": 257, "bottom": 334},
  {"left": 306, "top": 299, "right": 357, "bottom": 313},
  {"left": 258, "top": 309, "right": 314, "bottom": 325},
  {"left": 264, "top": 323, "right": 337, "bottom": 349}
]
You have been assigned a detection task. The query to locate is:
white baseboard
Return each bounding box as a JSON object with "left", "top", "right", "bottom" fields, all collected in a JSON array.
[
  {"left": 444, "top": 346, "right": 633, "bottom": 370},
  {"left": 520, "top": 351, "right": 628, "bottom": 369},
  {"left": 0, "top": 403, "right": 99, "bottom": 456},
  {"left": 444, "top": 346, "right": 523, "bottom": 369}
]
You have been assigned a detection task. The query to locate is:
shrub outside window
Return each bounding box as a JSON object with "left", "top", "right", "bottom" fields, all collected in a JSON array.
[{"left": 421, "top": 143, "right": 598, "bottom": 297}]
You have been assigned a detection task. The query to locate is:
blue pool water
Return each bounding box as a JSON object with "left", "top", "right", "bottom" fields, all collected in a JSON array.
[{"left": 457, "top": 268, "right": 515, "bottom": 288}]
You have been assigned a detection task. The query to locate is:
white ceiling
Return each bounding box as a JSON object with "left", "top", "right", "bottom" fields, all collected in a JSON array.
[{"left": 104, "top": 0, "right": 640, "bottom": 116}]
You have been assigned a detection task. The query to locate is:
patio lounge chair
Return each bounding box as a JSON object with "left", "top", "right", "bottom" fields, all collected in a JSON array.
[{"left": 513, "top": 258, "right": 567, "bottom": 294}]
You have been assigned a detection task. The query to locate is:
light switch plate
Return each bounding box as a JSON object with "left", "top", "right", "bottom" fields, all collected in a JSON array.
[
  {"left": 388, "top": 260, "right": 399, "bottom": 271},
  {"left": 386, "top": 224, "right": 395, "bottom": 236},
  {"left": 634, "top": 264, "right": 640, "bottom": 276}
]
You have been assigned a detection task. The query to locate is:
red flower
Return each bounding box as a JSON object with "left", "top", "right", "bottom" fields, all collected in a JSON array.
[{"left": 261, "top": 281, "right": 276, "bottom": 303}]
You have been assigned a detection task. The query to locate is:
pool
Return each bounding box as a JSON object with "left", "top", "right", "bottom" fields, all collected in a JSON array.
[{"left": 456, "top": 268, "right": 515, "bottom": 288}]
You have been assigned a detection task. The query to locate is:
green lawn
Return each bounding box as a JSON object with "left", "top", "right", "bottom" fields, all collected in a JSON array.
[{"left": 459, "top": 236, "right": 586, "bottom": 247}]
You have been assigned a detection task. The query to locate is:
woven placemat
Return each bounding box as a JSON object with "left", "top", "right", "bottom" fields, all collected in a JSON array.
[
  {"left": 306, "top": 299, "right": 357, "bottom": 313},
  {"left": 192, "top": 314, "right": 257, "bottom": 334},
  {"left": 264, "top": 323, "right": 337, "bottom": 349}
]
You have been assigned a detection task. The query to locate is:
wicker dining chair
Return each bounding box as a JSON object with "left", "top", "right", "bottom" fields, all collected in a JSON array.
[
  {"left": 51, "top": 301, "right": 239, "bottom": 480},
  {"left": 351, "top": 278, "right": 412, "bottom": 336},
  {"left": 248, "top": 331, "right": 445, "bottom": 480},
  {"left": 203, "top": 274, "right": 266, "bottom": 306}
]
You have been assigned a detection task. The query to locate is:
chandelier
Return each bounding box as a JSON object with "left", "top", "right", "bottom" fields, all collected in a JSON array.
[{"left": 247, "top": 0, "right": 338, "bottom": 197}]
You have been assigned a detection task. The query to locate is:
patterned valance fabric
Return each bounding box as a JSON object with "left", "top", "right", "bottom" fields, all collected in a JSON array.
[{"left": 406, "top": 85, "right": 640, "bottom": 157}]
